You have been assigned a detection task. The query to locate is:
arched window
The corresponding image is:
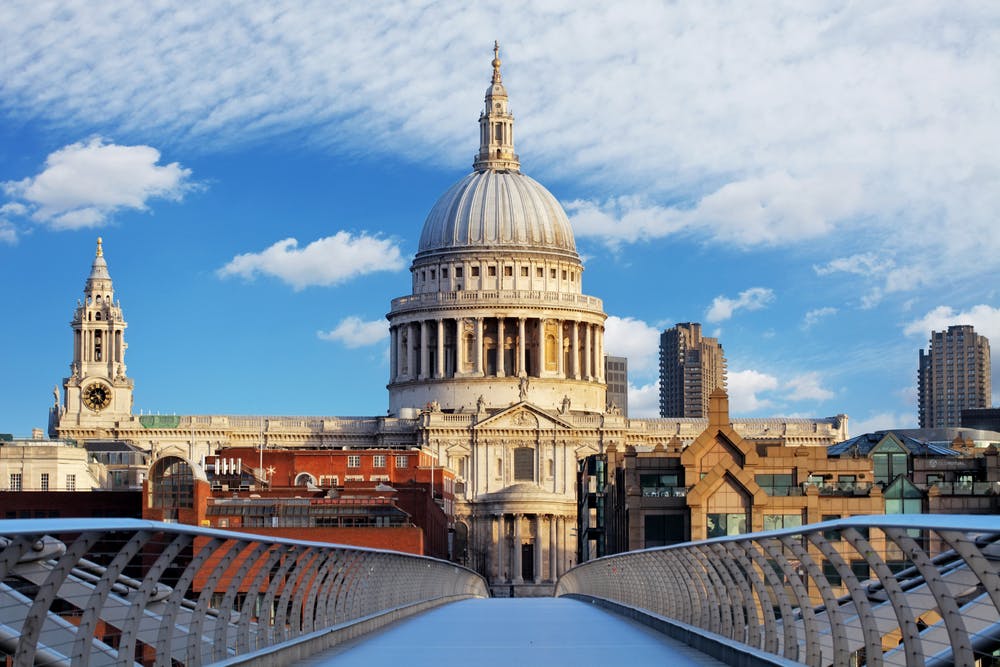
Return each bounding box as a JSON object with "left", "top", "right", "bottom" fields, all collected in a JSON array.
[
  {"left": 149, "top": 456, "right": 195, "bottom": 518},
  {"left": 95, "top": 312, "right": 102, "bottom": 321},
  {"left": 294, "top": 472, "right": 316, "bottom": 487}
]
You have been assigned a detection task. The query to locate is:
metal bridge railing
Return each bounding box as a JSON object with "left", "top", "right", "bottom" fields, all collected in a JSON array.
[
  {"left": 0, "top": 518, "right": 487, "bottom": 666},
  {"left": 556, "top": 514, "right": 1000, "bottom": 667}
]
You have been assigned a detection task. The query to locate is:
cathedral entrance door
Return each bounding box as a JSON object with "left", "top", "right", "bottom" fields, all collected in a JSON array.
[{"left": 521, "top": 543, "right": 534, "bottom": 582}]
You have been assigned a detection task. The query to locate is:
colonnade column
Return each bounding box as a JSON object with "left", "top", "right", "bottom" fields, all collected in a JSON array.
[
  {"left": 397, "top": 324, "right": 407, "bottom": 379},
  {"left": 406, "top": 323, "right": 416, "bottom": 381},
  {"left": 533, "top": 514, "right": 542, "bottom": 584},
  {"left": 536, "top": 319, "right": 545, "bottom": 376},
  {"left": 555, "top": 515, "right": 564, "bottom": 578},
  {"left": 556, "top": 320, "right": 564, "bottom": 377},
  {"left": 496, "top": 317, "right": 505, "bottom": 377},
  {"left": 597, "top": 327, "right": 605, "bottom": 382},
  {"left": 548, "top": 514, "right": 557, "bottom": 582},
  {"left": 389, "top": 325, "right": 398, "bottom": 382},
  {"left": 513, "top": 513, "right": 523, "bottom": 583},
  {"left": 494, "top": 514, "right": 503, "bottom": 582},
  {"left": 571, "top": 321, "right": 580, "bottom": 379},
  {"left": 419, "top": 321, "right": 429, "bottom": 380},
  {"left": 475, "top": 317, "right": 484, "bottom": 376},
  {"left": 436, "top": 319, "right": 445, "bottom": 378},
  {"left": 517, "top": 318, "right": 526, "bottom": 375},
  {"left": 584, "top": 324, "right": 593, "bottom": 380}
]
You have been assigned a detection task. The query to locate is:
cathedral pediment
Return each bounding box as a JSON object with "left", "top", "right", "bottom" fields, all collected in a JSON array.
[{"left": 473, "top": 402, "right": 575, "bottom": 431}]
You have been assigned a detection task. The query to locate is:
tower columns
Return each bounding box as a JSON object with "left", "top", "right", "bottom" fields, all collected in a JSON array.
[
  {"left": 436, "top": 319, "right": 445, "bottom": 378},
  {"left": 496, "top": 317, "right": 505, "bottom": 377},
  {"left": 517, "top": 318, "right": 526, "bottom": 376}
]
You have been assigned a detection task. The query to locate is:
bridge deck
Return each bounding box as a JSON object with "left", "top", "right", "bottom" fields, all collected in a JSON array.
[{"left": 295, "top": 597, "right": 725, "bottom": 666}]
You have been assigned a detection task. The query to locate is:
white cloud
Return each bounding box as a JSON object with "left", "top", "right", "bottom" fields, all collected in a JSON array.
[
  {"left": 218, "top": 232, "right": 405, "bottom": 290},
  {"left": 318, "top": 316, "right": 388, "bottom": 348},
  {"left": 813, "top": 253, "right": 885, "bottom": 277},
  {"left": 903, "top": 304, "right": 1000, "bottom": 341},
  {"left": 705, "top": 287, "right": 774, "bottom": 323},
  {"left": 728, "top": 369, "right": 779, "bottom": 413},
  {"left": 0, "top": 220, "right": 17, "bottom": 244},
  {"left": 603, "top": 315, "right": 662, "bottom": 381},
  {"left": 802, "top": 306, "right": 837, "bottom": 330},
  {"left": 850, "top": 411, "right": 917, "bottom": 435},
  {"left": 785, "top": 372, "right": 835, "bottom": 402},
  {"left": 1, "top": 4, "right": 998, "bottom": 292},
  {"left": 2, "top": 138, "right": 193, "bottom": 229},
  {"left": 627, "top": 381, "right": 660, "bottom": 418}
]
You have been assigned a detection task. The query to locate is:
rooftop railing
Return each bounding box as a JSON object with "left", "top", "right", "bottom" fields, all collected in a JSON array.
[
  {"left": 0, "top": 518, "right": 487, "bottom": 666},
  {"left": 557, "top": 515, "right": 1000, "bottom": 667}
]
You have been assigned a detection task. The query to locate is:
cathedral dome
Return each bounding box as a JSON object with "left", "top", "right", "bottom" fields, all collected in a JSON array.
[{"left": 416, "top": 170, "right": 577, "bottom": 257}]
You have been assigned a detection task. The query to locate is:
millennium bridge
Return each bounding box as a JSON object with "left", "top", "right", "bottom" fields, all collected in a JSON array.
[{"left": 1, "top": 516, "right": 997, "bottom": 666}]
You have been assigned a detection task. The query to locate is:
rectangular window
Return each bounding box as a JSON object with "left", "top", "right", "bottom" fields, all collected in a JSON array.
[
  {"left": 488, "top": 265, "right": 496, "bottom": 277},
  {"left": 471, "top": 266, "right": 480, "bottom": 277},
  {"left": 756, "top": 473, "right": 794, "bottom": 496},
  {"left": 644, "top": 514, "right": 686, "bottom": 548},
  {"left": 520, "top": 266, "right": 529, "bottom": 277},
  {"left": 347, "top": 455, "right": 361, "bottom": 468},
  {"left": 561, "top": 270, "right": 567, "bottom": 279},
  {"left": 10, "top": 473, "right": 22, "bottom": 492},
  {"left": 373, "top": 455, "right": 386, "bottom": 468},
  {"left": 66, "top": 474, "right": 76, "bottom": 491},
  {"left": 514, "top": 448, "right": 534, "bottom": 481},
  {"left": 441, "top": 268, "right": 448, "bottom": 278},
  {"left": 822, "top": 560, "right": 843, "bottom": 586},
  {"left": 550, "top": 268, "right": 556, "bottom": 278},
  {"left": 504, "top": 266, "right": 513, "bottom": 277},
  {"left": 536, "top": 267, "right": 543, "bottom": 278},
  {"left": 40, "top": 473, "right": 49, "bottom": 491},
  {"left": 455, "top": 267, "right": 463, "bottom": 278},
  {"left": 395, "top": 455, "right": 409, "bottom": 468},
  {"left": 319, "top": 475, "right": 339, "bottom": 487},
  {"left": 763, "top": 513, "right": 803, "bottom": 531},
  {"left": 821, "top": 514, "right": 841, "bottom": 540},
  {"left": 430, "top": 269, "right": 436, "bottom": 279}
]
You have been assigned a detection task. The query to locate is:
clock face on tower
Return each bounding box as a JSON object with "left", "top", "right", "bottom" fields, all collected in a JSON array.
[{"left": 82, "top": 382, "right": 112, "bottom": 411}]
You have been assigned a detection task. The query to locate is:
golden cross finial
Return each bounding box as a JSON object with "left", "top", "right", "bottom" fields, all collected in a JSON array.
[
  {"left": 96, "top": 237, "right": 103, "bottom": 257},
  {"left": 491, "top": 40, "right": 502, "bottom": 84}
]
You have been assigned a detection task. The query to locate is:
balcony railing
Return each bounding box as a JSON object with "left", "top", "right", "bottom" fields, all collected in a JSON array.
[
  {"left": 557, "top": 514, "right": 1000, "bottom": 666},
  {"left": 0, "top": 518, "right": 487, "bottom": 666}
]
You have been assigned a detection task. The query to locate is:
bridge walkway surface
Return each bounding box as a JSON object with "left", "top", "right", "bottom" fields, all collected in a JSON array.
[{"left": 293, "top": 597, "right": 726, "bottom": 666}]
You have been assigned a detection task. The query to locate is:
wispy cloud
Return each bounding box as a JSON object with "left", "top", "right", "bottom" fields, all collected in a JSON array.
[
  {"left": 802, "top": 306, "right": 838, "bottom": 330},
  {"left": 1, "top": 3, "right": 997, "bottom": 294},
  {"left": 218, "top": 232, "right": 405, "bottom": 290},
  {"left": 2, "top": 138, "right": 193, "bottom": 230},
  {"left": 706, "top": 287, "right": 774, "bottom": 323},
  {"left": 318, "top": 316, "right": 388, "bottom": 348}
]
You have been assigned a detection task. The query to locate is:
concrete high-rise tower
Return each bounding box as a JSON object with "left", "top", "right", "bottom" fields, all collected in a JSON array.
[
  {"left": 658, "top": 323, "right": 726, "bottom": 418},
  {"left": 918, "top": 324, "right": 991, "bottom": 428}
]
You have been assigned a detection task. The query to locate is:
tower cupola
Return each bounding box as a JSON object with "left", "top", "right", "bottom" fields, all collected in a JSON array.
[{"left": 473, "top": 41, "right": 520, "bottom": 172}]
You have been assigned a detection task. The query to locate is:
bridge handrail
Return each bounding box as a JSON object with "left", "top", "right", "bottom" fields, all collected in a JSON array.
[
  {"left": 0, "top": 518, "right": 487, "bottom": 666},
  {"left": 556, "top": 514, "right": 1000, "bottom": 666}
]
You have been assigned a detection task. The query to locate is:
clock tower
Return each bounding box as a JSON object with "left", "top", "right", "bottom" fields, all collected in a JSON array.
[{"left": 57, "top": 238, "right": 134, "bottom": 434}]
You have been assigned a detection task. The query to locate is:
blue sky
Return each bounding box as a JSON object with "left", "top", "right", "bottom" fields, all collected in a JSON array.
[{"left": 2, "top": 2, "right": 999, "bottom": 437}]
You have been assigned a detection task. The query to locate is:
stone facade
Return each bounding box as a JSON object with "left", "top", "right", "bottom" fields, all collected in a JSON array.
[{"left": 51, "top": 46, "right": 849, "bottom": 596}]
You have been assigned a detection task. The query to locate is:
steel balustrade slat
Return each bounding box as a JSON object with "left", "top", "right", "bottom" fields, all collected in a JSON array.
[
  {"left": 780, "top": 533, "right": 849, "bottom": 666},
  {"left": 301, "top": 551, "right": 338, "bottom": 634},
  {"left": 73, "top": 530, "right": 153, "bottom": 667},
  {"left": 745, "top": 539, "right": 800, "bottom": 661},
  {"left": 763, "top": 536, "right": 823, "bottom": 665},
  {"left": 676, "top": 548, "right": 709, "bottom": 628},
  {"left": 115, "top": 532, "right": 191, "bottom": 667},
  {"left": 725, "top": 541, "right": 778, "bottom": 652},
  {"left": 185, "top": 538, "right": 250, "bottom": 666},
  {"left": 709, "top": 542, "right": 757, "bottom": 645},
  {"left": 692, "top": 544, "right": 733, "bottom": 638},
  {"left": 806, "top": 530, "right": 885, "bottom": 667},
  {"left": 211, "top": 541, "right": 268, "bottom": 661},
  {"left": 936, "top": 530, "right": 1000, "bottom": 620},
  {"left": 285, "top": 548, "right": 323, "bottom": 640},
  {"left": 255, "top": 545, "right": 298, "bottom": 649},
  {"left": 273, "top": 547, "right": 315, "bottom": 642},
  {"left": 316, "top": 551, "right": 346, "bottom": 629},
  {"left": 885, "top": 528, "right": 973, "bottom": 667},
  {"left": 153, "top": 536, "right": 224, "bottom": 667},
  {"left": 842, "top": 527, "right": 924, "bottom": 667},
  {"left": 237, "top": 545, "right": 283, "bottom": 654},
  {"left": 15, "top": 532, "right": 98, "bottom": 667}
]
